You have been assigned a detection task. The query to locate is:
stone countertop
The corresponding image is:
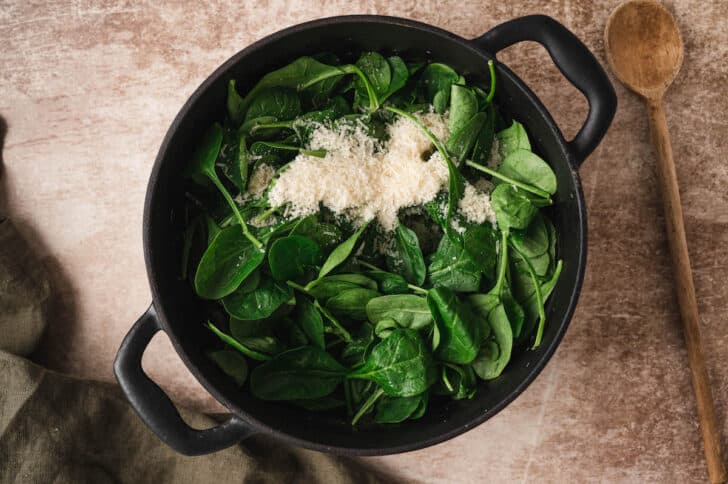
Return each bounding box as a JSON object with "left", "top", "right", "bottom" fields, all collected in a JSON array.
[{"left": 2, "top": 1, "right": 727, "bottom": 482}]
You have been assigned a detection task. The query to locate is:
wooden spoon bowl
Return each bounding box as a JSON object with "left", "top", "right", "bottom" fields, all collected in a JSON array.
[{"left": 606, "top": 0, "right": 684, "bottom": 100}]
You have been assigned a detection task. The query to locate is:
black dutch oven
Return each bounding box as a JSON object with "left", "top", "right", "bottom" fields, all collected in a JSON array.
[{"left": 114, "top": 14, "right": 616, "bottom": 456}]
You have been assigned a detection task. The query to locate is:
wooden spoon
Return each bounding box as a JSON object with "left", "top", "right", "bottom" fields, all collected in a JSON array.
[{"left": 605, "top": 2, "right": 726, "bottom": 482}]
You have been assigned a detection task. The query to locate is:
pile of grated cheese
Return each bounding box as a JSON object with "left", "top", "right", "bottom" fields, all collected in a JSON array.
[
  {"left": 459, "top": 182, "right": 497, "bottom": 226},
  {"left": 265, "top": 111, "right": 496, "bottom": 231}
]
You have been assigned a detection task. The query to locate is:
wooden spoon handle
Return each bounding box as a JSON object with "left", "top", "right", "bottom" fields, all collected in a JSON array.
[{"left": 646, "top": 99, "right": 727, "bottom": 484}]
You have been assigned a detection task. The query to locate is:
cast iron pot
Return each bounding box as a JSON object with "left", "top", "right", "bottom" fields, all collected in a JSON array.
[{"left": 114, "top": 14, "right": 616, "bottom": 456}]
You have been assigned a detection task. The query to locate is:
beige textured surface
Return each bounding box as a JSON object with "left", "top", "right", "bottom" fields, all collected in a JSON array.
[{"left": 1, "top": 1, "right": 727, "bottom": 482}]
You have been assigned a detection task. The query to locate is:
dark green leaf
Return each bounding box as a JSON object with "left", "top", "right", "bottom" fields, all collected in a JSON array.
[
  {"left": 318, "top": 273, "right": 377, "bottom": 290},
  {"left": 518, "top": 260, "right": 563, "bottom": 342},
  {"left": 354, "top": 52, "right": 390, "bottom": 108},
  {"left": 222, "top": 276, "right": 292, "bottom": 320},
  {"left": 428, "top": 232, "right": 482, "bottom": 292},
  {"left": 227, "top": 57, "right": 348, "bottom": 124},
  {"left": 297, "top": 297, "right": 325, "bottom": 349},
  {"left": 289, "top": 215, "right": 343, "bottom": 251},
  {"left": 364, "top": 270, "right": 409, "bottom": 295},
  {"left": 427, "top": 288, "right": 480, "bottom": 365},
  {"left": 268, "top": 235, "right": 322, "bottom": 281},
  {"left": 341, "top": 323, "right": 375, "bottom": 368},
  {"left": 418, "top": 63, "right": 460, "bottom": 114},
  {"left": 468, "top": 294, "right": 513, "bottom": 380},
  {"left": 315, "top": 221, "right": 370, "bottom": 280},
  {"left": 446, "top": 112, "right": 486, "bottom": 162},
  {"left": 438, "top": 364, "right": 477, "bottom": 400},
  {"left": 349, "top": 329, "right": 436, "bottom": 397},
  {"left": 498, "top": 149, "right": 557, "bottom": 195},
  {"left": 250, "top": 346, "right": 347, "bottom": 400},
  {"left": 326, "top": 288, "right": 380, "bottom": 320},
  {"left": 490, "top": 183, "right": 538, "bottom": 231},
  {"left": 205, "top": 322, "right": 272, "bottom": 361},
  {"left": 379, "top": 56, "right": 409, "bottom": 103},
  {"left": 374, "top": 318, "right": 398, "bottom": 339},
  {"left": 244, "top": 87, "right": 301, "bottom": 123},
  {"left": 510, "top": 214, "right": 549, "bottom": 258},
  {"left": 496, "top": 120, "right": 531, "bottom": 158},
  {"left": 194, "top": 226, "right": 265, "bottom": 299},
  {"left": 387, "top": 223, "right": 426, "bottom": 286},
  {"left": 448, "top": 84, "right": 478, "bottom": 136},
  {"left": 307, "top": 279, "right": 366, "bottom": 303},
  {"left": 472, "top": 104, "right": 496, "bottom": 165},
  {"left": 365, "top": 295, "right": 433, "bottom": 330},
  {"left": 230, "top": 317, "right": 273, "bottom": 339},
  {"left": 375, "top": 394, "right": 424, "bottom": 423},
  {"left": 463, "top": 224, "right": 498, "bottom": 278},
  {"left": 185, "top": 123, "right": 261, "bottom": 249},
  {"left": 235, "top": 335, "right": 285, "bottom": 358}
]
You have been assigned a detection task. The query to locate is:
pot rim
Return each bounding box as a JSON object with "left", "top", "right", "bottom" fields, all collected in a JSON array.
[{"left": 142, "top": 14, "right": 587, "bottom": 456}]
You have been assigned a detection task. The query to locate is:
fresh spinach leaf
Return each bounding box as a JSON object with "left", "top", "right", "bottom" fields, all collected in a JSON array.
[
  {"left": 218, "top": 126, "right": 250, "bottom": 192},
  {"left": 227, "top": 57, "right": 348, "bottom": 123},
  {"left": 374, "top": 318, "right": 399, "bottom": 339},
  {"left": 349, "top": 329, "right": 436, "bottom": 397},
  {"left": 194, "top": 226, "right": 265, "bottom": 299},
  {"left": 448, "top": 84, "right": 479, "bottom": 137},
  {"left": 428, "top": 232, "right": 482, "bottom": 292},
  {"left": 325, "top": 287, "right": 380, "bottom": 320},
  {"left": 379, "top": 56, "right": 409, "bottom": 103},
  {"left": 341, "top": 323, "right": 375, "bottom": 368},
  {"left": 306, "top": 279, "right": 366, "bottom": 303},
  {"left": 315, "top": 273, "right": 377, "bottom": 290},
  {"left": 498, "top": 149, "right": 557, "bottom": 195},
  {"left": 375, "top": 394, "right": 424, "bottom": 423},
  {"left": 427, "top": 287, "right": 480, "bottom": 365},
  {"left": 185, "top": 123, "right": 262, "bottom": 248},
  {"left": 222, "top": 276, "right": 292, "bottom": 320},
  {"left": 289, "top": 215, "right": 343, "bottom": 251},
  {"left": 386, "top": 223, "right": 426, "bottom": 286},
  {"left": 297, "top": 297, "right": 325, "bottom": 350},
  {"left": 446, "top": 112, "right": 487, "bottom": 161},
  {"left": 365, "top": 295, "right": 433, "bottom": 330},
  {"left": 490, "top": 183, "right": 538, "bottom": 231},
  {"left": 438, "top": 363, "right": 477, "bottom": 400},
  {"left": 354, "top": 52, "right": 391, "bottom": 109},
  {"left": 363, "top": 270, "right": 409, "bottom": 295},
  {"left": 519, "top": 260, "right": 563, "bottom": 347},
  {"left": 244, "top": 87, "right": 301, "bottom": 123},
  {"left": 496, "top": 120, "right": 531, "bottom": 158},
  {"left": 250, "top": 346, "right": 347, "bottom": 400},
  {"left": 205, "top": 322, "right": 273, "bottom": 361},
  {"left": 463, "top": 223, "right": 498, "bottom": 278},
  {"left": 268, "top": 235, "right": 322, "bottom": 281},
  {"left": 472, "top": 103, "right": 496, "bottom": 165},
  {"left": 314, "top": 221, "right": 370, "bottom": 281},
  {"left": 510, "top": 213, "right": 549, "bottom": 259},
  {"left": 417, "top": 63, "right": 460, "bottom": 114},
  {"left": 468, "top": 295, "right": 513, "bottom": 380}
]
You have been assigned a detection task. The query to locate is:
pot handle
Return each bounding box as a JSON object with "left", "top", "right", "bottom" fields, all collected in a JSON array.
[
  {"left": 113, "top": 305, "right": 256, "bottom": 455},
  {"left": 471, "top": 15, "right": 617, "bottom": 166}
]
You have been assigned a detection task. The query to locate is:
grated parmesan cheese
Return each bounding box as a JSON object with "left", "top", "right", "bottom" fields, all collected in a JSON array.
[
  {"left": 267, "top": 112, "right": 450, "bottom": 230},
  {"left": 458, "top": 182, "right": 497, "bottom": 226}
]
